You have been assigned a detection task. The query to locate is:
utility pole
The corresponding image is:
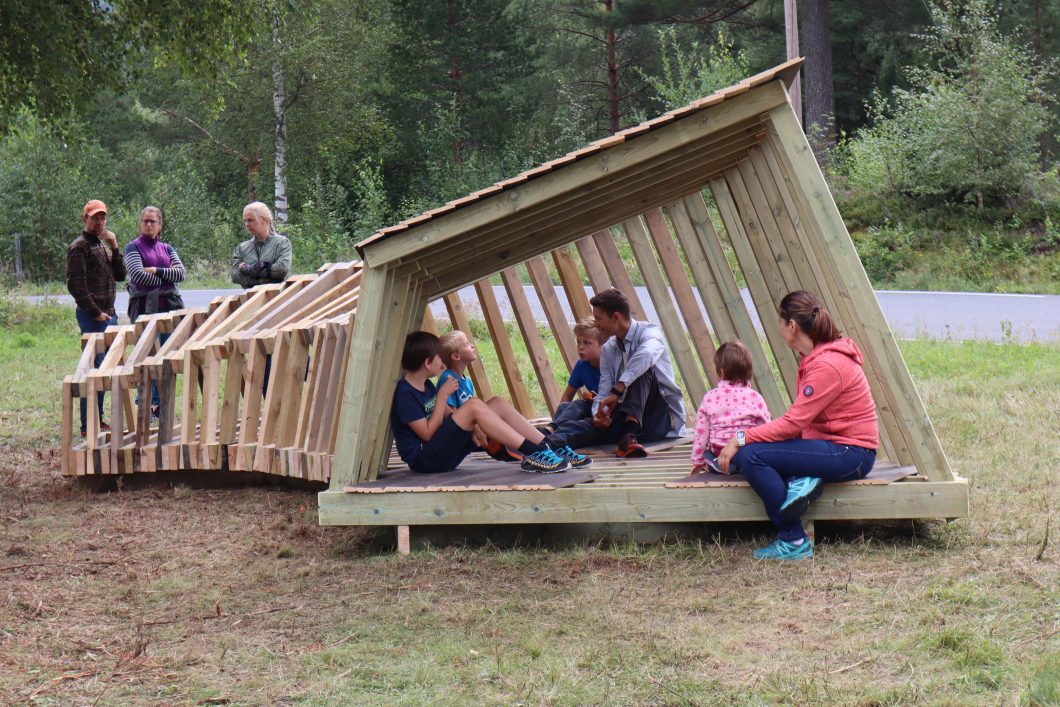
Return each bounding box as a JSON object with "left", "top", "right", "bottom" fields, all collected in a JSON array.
[{"left": 784, "top": 0, "right": 802, "bottom": 126}]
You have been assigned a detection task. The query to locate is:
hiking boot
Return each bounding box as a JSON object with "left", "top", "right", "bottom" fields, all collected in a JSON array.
[
  {"left": 552, "top": 445, "right": 592, "bottom": 468},
  {"left": 752, "top": 537, "right": 814, "bottom": 560},
  {"left": 484, "top": 438, "right": 520, "bottom": 462},
  {"left": 778, "top": 477, "right": 824, "bottom": 521},
  {"left": 616, "top": 433, "right": 647, "bottom": 458},
  {"left": 520, "top": 448, "right": 569, "bottom": 474}
]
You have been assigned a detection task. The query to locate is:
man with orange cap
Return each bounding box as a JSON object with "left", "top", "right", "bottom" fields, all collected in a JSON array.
[{"left": 66, "top": 199, "right": 126, "bottom": 436}]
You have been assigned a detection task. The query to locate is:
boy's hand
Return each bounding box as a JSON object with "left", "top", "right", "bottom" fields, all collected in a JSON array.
[
  {"left": 580, "top": 389, "right": 595, "bottom": 402},
  {"left": 471, "top": 425, "right": 488, "bottom": 448},
  {"left": 438, "top": 376, "right": 460, "bottom": 399}
]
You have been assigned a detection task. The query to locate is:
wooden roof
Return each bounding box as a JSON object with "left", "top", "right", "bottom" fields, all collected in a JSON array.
[{"left": 356, "top": 58, "right": 803, "bottom": 256}]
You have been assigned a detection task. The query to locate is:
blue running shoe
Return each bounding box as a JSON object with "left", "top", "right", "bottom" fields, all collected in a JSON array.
[
  {"left": 778, "top": 477, "right": 823, "bottom": 521},
  {"left": 552, "top": 445, "right": 592, "bottom": 468},
  {"left": 521, "top": 448, "right": 569, "bottom": 474},
  {"left": 752, "top": 538, "right": 814, "bottom": 560}
]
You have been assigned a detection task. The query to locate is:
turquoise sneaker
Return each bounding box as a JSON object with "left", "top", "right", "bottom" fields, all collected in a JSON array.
[
  {"left": 752, "top": 538, "right": 814, "bottom": 560},
  {"left": 552, "top": 445, "right": 593, "bottom": 468},
  {"left": 778, "top": 476, "right": 823, "bottom": 521}
]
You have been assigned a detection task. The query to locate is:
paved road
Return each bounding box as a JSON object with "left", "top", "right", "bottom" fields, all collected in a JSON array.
[{"left": 28, "top": 287, "right": 1060, "bottom": 343}]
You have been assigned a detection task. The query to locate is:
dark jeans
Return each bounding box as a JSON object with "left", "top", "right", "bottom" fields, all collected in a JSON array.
[
  {"left": 548, "top": 369, "right": 670, "bottom": 449},
  {"left": 75, "top": 309, "right": 118, "bottom": 433},
  {"left": 734, "top": 440, "right": 877, "bottom": 542}
]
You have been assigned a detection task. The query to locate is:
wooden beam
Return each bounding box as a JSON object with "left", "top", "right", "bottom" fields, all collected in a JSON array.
[
  {"left": 622, "top": 216, "right": 706, "bottom": 404},
  {"left": 318, "top": 477, "right": 968, "bottom": 526},
  {"left": 592, "top": 230, "right": 648, "bottom": 320},
  {"left": 642, "top": 207, "right": 718, "bottom": 385},
  {"left": 765, "top": 108, "right": 952, "bottom": 477},
  {"left": 362, "top": 82, "right": 790, "bottom": 267},
  {"left": 474, "top": 280, "right": 534, "bottom": 416},
  {"left": 525, "top": 256, "right": 577, "bottom": 370},
  {"left": 672, "top": 194, "right": 788, "bottom": 416},
  {"left": 574, "top": 235, "right": 612, "bottom": 292},
  {"left": 551, "top": 245, "right": 592, "bottom": 322},
  {"left": 500, "top": 266, "right": 561, "bottom": 415}
]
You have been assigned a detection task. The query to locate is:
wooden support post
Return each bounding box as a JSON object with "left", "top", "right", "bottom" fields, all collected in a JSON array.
[
  {"left": 668, "top": 195, "right": 787, "bottom": 415},
  {"left": 474, "top": 280, "right": 534, "bottom": 416},
  {"left": 711, "top": 177, "right": 800, "bottom": 397},
  {"left": 765, "top": 106, "right": 951, "bottom": 478},
  {"left": 443, "top": 292, "right": 495, "bottom": 400},
  {"left": 525, "top": 256, "right": 577, "bottom": 369},
  {"left": 500, "top": 266, "right": 561, "bottom": 415},
  {"left": 397, "top": 526, "right": 411, "bottom": 556},
  {"left": 592, "top": 230, "right": 648, "bottom": 320},
  {"left": 622, "top": 216, "right": 706, "bottom": 404},
  {"left": 643, "top": 207, "right": 718, "bottom": 386},
  {"left": 574, "top": 233, "right": 613, "bottom": 292},
  {"left": 551, "top": 245, "right": 592, "bottom": 322},
  {"left": 421, "top": 306, "right": 440, "bottom": 334}
]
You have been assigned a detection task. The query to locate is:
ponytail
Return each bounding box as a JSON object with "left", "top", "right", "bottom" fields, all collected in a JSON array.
[{"left": 778, "top": 291, "right": 840, "bottom": 346}]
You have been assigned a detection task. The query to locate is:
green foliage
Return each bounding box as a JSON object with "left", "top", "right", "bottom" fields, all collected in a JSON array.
[
  {"left": 0, "top": 1, "right": 256, "bottom": 123},
  {"left": 837, "top": 0, "right": 1051, "bottom": 210},
  {"left": 640, "top": 28, "right": 750, "bottom": 109},
  {"left": 0, "top": 111, "right": 112, "bottom": 280}
]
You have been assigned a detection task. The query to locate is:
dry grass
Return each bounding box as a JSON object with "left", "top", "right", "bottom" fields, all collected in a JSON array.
[{"left": 0, "top": 302, "right": 1057, "bottom": 704}]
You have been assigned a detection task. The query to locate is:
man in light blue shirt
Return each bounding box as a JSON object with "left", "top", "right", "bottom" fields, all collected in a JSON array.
[{"left": 546, "top": 288, "right": 686, "bottom": 457}]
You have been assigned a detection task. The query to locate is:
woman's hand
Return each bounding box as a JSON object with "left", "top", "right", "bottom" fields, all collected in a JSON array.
[{"left": 718, "top": 437, "right": 739, "bottom": 473}]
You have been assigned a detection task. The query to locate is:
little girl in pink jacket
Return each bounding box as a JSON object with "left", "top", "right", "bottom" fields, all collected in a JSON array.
[{"left": 690, "top": 340, "right": 770, "bottom": 473}]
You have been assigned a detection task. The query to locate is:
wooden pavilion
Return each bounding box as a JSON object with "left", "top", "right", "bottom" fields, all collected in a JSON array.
[{"left": 61, "top": 60, "right": 968, "bottom": 534}]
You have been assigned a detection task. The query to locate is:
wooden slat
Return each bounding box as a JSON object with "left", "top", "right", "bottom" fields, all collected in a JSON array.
[
  {"left": 621, "top": 216, "right": 706, "bottom": 404},
  {"left": 592, "top": 230, "right": 648, "bottom": 320},
  {"left": 573, "top": 235, "right": 612, "bottom": 293},
  {"left": 711, "top": 177, "right": 800, "bottom": 396},
  {"left": 500, "top": 266, "right": 561, "bottom": 415},
  {"left": 642, "top": 207, "right": 718, "bottom": 385},
  {"left": 672, "top": 194, "right": 788, "bottom": 416},
  {"left": 525, "top": 256, "right": 577, "bottom": 369},
  {"left": 474, "top": 280, "right": 534, "bottom": 416},
  {"left": 766, "top": 109, "right": 950, "bottom": 475},
  {"left": 551, "top": 246, "right": 592, "bottom": 322}
]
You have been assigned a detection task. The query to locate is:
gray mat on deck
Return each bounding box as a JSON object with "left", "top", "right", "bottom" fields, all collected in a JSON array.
[
  {"left": 665, "top": 462, "right": 916, "bottom": 488},
  {"left": 345, "top": 456, "right": 597, "bottom": 493}
]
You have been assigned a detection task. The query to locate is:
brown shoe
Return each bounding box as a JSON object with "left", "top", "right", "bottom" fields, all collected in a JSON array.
[{"left": 616, "top": 433, "right": 647, "bottom": 458}]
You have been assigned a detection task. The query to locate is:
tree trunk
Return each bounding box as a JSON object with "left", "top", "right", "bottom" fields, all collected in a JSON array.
[
  {"left": 799, "top": 0, "right": 835, "bottom": 166},
  {"left": 272, "top": 5, "right": 288, "bottom": 224},
  {"left": 605, "top": 0, "right": 619, "bottom": 135}
]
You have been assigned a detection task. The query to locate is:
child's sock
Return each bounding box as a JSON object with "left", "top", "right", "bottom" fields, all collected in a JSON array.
[{"left": 517, "top": 438, "right": 547, "bottom": 456}]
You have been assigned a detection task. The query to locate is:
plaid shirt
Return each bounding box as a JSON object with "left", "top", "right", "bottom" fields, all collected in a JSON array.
[{"left": 66, "top": 231, "right": 126, "bottom": 318}]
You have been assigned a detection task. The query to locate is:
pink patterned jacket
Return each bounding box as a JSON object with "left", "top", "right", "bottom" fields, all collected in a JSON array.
[{"left": 690, "top": 380, "right": 771, "bottom": 466}]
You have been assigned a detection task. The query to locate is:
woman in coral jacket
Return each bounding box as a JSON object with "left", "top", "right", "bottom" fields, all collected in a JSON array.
[{"left": 718, "top": 290, "right": 879, "bottom": 561}]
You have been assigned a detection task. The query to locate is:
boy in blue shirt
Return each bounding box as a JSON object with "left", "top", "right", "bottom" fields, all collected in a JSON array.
[
  {"left": 392, "top": 331, "right": 587, "bottom": 474},
  {"left": 437, "top": 330, "right": 478, "bottom": 409},
  {"left": 540, "top": 318, "right": 605, "bottom": 439}
]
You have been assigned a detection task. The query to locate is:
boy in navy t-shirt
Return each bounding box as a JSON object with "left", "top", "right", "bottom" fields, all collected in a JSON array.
[
  {"left": 540, "top": 318, "right": 605, "bottom": 439},
  {"left": 391, "top": 331, "right": 591, "bottom": 474}
]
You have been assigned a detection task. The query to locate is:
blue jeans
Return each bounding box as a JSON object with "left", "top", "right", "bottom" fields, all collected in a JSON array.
[
  {"left": 75, "top": 309, "right": 118, "bottom": 433},
  {"left": 734, "top": 439, "right": 876, "bottom": 542}
]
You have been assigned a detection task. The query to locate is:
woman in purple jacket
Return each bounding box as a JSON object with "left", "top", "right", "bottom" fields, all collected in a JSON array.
[{"left": 123, "top": 206, "right": 186, "bottom": 415}]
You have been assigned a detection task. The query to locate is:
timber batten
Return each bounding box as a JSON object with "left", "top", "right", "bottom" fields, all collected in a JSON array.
[{"left": 60, "top": 60, "right": 964, "bottom": 528}]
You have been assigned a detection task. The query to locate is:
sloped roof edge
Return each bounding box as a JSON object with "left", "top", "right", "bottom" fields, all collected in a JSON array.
[{"left": 356, "top": 58, "right": 803, "bottom": 254}]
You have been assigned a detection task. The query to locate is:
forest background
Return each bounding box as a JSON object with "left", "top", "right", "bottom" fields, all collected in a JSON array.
[{"left": 0, "top": 0, "right": 1057, "bottom": 294}]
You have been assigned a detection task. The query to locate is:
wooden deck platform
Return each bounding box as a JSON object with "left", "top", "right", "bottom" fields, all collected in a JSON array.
[{"left": 319, "top": 444, "right": 969, "bottom": 527}]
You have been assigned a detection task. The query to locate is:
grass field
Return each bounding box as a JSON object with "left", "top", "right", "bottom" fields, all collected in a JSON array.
[{"left": 0, "top": 297, "right": 1057, "bottom": 705}]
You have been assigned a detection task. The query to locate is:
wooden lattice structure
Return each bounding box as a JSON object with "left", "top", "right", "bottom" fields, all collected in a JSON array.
[{"left": 62, "top": 60, "right": 968, "bottom": 530}]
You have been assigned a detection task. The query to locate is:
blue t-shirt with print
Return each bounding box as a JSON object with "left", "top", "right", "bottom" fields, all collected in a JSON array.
[
  {"left": 391, "top": 378, "right": 439, "bottom": 465},
  {"left": 567, "top": 359, "right": 601, "bottom": 394},
  {"left": 437, "top": 369, "right": 475, "bottom": 408}
]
